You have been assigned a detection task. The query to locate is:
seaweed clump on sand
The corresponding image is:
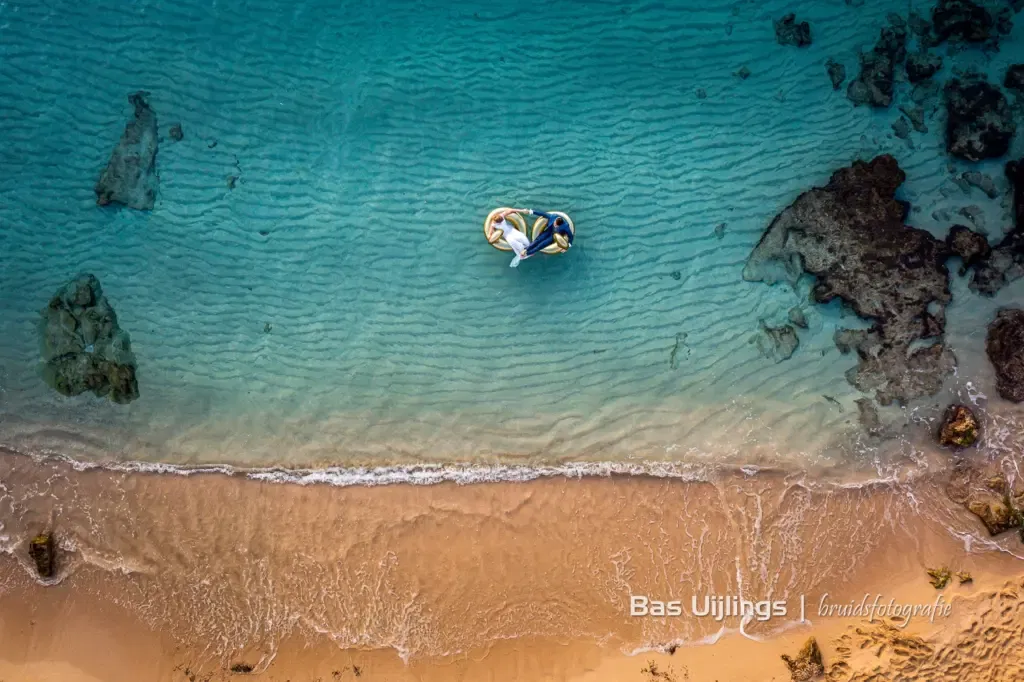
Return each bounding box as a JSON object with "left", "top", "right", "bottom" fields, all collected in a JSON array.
[
  {"left": 947, "top": 463, "right": 1024, "bottom": 538},
  {"left": 28, "top": 533, "right": 56, "bottom": 579},
  {"left": 986, "top": 308, "right": 1024, "bottom": 402},
  {"left": 944, "top": 77, "right": 1015, "bottom": 162},
  {"left": 937, "top": 404, "right": 980, "bottom": 447},
  {"left": 847, "top": 19, "right": 907, "bottom": 108},
  {"left": 781, "top": 637, "right": 825, "bottom": 681},
  {"left": 927, "top": 566, "right": 952, "bottom": 589},
  {"left": 39, "top": 274, "right": 139, "bottom": 404},
  {"left": 743, "top": 155, "right": 955, "bottom": 406},
  {"left": 95, "top": 92, "right": 159, "bottom": 210}
]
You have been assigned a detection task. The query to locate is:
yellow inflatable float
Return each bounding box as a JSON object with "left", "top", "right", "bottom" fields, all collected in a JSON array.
[{"left": 483, "top": 208, "right": 575, "bottom": 255}]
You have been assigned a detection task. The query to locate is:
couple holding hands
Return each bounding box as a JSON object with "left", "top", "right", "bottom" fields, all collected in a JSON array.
[{"left": 489, "top": 208, "right": 575, "bottom": 268}]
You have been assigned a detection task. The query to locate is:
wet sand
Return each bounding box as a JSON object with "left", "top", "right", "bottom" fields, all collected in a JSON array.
[{"left": 1, "top": 454, "right": 1023, "bottom": 680}]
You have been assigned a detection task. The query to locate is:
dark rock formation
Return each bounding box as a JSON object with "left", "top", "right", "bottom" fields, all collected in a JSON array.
[
  {"left": 29, "top": 533, "right": 56, "bottom": 579},
  {"left": 931, "top": 0, "right": 994, "bottom": 44},
  {"left": 944, "top": 78, "right": 1015, "bottom": 162},
  {"left": 946, "top": 225, "right": 991, "bottom": 274},
  {"left": 39, "top": 274, "right": 139, "bottom": 404},
  {"left": 775, "top": 14, "right": 812, "bottom": 47},
  {"left": 961, "top": 171, "right": 998, "bottom": 198},
  {"left": 908, "top": 11, "right": 932, "bottom": 38},
  {"left": 169, "top": 123, "right": 183, "bottom": 142},
  {"left": 937, "top": 404, "right": 979, "bottom": 447},
  {"left": 961, "top": 160, "right": 1024, "bottom": 294},
  {"left": 826, "top": 59, "right": 846, "bottom": 90},
  {"left": 899, "top": 105, "right": 928, "bottom": 133},
  {"left": 781, "top": 638, "right": 825, "bottom": 682},
  {"left": 856, "top": 398, "right": 884, "bottom": 436},
  {"left": 744, "top": 156, "right": 956, "bottom": 406},
  {"left": 95, "top": 92, "right": 158, "bottom": 210},
  {"left": 756, "top": 321, "right": 799, "bottom": 362},
  {"left": 734, "top": 65, "right": 751, "bottom": 80},
  {"left": 947, "top": 463, "right": 1024, "bottom": 536},
  {"left": 906, "top": 52, "right": 942, "bottom": 82},
  {"left": 892, "top": 117, "right": 912, "bottom": 139},
  {"left": 986, "top": 308, "right": 1024, "bottom": 402},
  {"left": 847, "top": 24, "right": 907, "bottom": 108},
  {"left": 1005, "top": 64, "right": 1024, "bottom": 91}
]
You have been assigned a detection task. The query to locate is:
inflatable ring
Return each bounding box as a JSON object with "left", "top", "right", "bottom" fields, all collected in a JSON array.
[
  {"left": 484, "top": 208, "right": 529, "bottom": 251},
  {"left": 530, "top": 212, "right": 575, "bottom": 255}
]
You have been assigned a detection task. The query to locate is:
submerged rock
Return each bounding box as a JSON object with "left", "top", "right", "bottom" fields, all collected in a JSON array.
[
  {"left": 775, "top": 14, "right": 812, "bottom": 47},
  {"left": 931, "top": 0, "right": 994, "bottom": 44},
  {"left": 39, "top": 274, "right": 139, "bottom": 404},
  {"left": 961, "top": 170, "right": 998, "bottom": 198},
  {"left": 95, "top": 92, "right": 159, "bottom": 210},
  {"left": 826, "top": 59, "right": 846, "bottom": 90},
  {"left": 1005, "top": 64, "right": 1024, "bottom": 91},
  {"left": 892, "top": 117, "right": 912, "bottom": 139},
  {"left": 856, "top": 398, "right": 884, "bottom": 436},
  {"left": 908, "top": 11, "right": 933, "bottom": 38},
  {"left": 906, "top": 52, "right": 943, "bottom": 83},
  {"left": 847, "top": 24, "right": 907, "bottom": 108},
  {"left": 168, "top": 123, "right": 184, "bottom": 142},
  {"left": 946, "top": 225, "right": 991, "bottom": 274},
  {"left": 756, "top": 321, "right": 799, "bottom": 363},
  {"left": 788, "top": 306, "right": 808, "bottom": 328},
  {"left": 744, "top": 155, "right": 955, "bottom": 406},
  {"left": 959, "top": 160, "right": 1024, "bottom": 294},
  {"left": 944, "top": 78, "right": 1015, "bottom": 162},
  {"left": 899, "top": 105, "right": 928, "bottom": 133},
  {"left": 29, "top": 533, "right": 56, "bottom": 579},
  {"left": 781, "top": 637, "right": 825, "bottom": 682},
  {"left": 937, "top": 404, "right": 980, "bottom": 447},
  {"left": 986, "top": 308, "right": 1024, "bottom": 402}
]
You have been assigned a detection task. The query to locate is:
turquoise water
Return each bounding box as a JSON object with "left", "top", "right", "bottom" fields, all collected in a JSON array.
[{"left": 2, "top": 0, "right": 1023, "bottom": 469}]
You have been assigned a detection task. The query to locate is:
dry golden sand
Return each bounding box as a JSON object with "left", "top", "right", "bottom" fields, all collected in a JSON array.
[{"left": 0, "top": 455, "right": 1023, "bottom": 681}]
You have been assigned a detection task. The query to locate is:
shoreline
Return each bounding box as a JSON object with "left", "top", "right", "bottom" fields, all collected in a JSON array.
[
  {"left": 2, "top": 565, "right": 1023, "bottom": 682},
  {"left": 1, "top": 455, "right": 1022, "bottom": 680}
]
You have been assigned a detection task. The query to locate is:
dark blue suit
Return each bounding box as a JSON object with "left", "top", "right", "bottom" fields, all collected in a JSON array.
[{"left": 525, "top": 210, "right": 574, "bottom": 256}]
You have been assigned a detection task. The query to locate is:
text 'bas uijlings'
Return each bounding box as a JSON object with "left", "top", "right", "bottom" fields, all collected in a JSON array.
[{"left": 630, "top": 595, "right": 789, "bottom": 622}]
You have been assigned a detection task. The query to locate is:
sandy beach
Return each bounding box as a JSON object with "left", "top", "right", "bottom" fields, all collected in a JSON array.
[{"left": 1, "top": 454, "right": 1023, "bottom": 681}]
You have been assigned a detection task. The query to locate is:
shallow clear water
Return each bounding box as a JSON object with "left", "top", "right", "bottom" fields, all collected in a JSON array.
[{"left": 1, "top": 0, "right": 1023, "bottom": 469}]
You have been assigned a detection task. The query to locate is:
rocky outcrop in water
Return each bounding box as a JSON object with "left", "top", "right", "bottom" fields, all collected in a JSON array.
[
  {"left": 95, "top": 92, "right": 158, "bottom": 210},
  {"left": 755, "top": 321, "right": 799, "bottom": 362},
  {"left": 826, "top": 59, "right": 846, "bottom": 90},
  {"left": 944, "top": 77, "right": 1015, "bottom": 162},
  {"left": 906, "top": 52, "right": 942, "bottom": 83},
  {"left": 1005, "top": 65, "right": 1024, "bottom": 91},
  {"left": 937, "top": 404, "right": 979, "bottom": 447},
  {"left": 29, "top": 533, "right": 56, "bottom": 579},
  {"left": 847, "top": 23, "right": 907, "bottom": 108},
  {"left": 961, "top": 171, "right": 998, "bottom": 198},
  {"left": 775, "top": 14, "right": 812, "bottom": 47},
  {"left": 956, "top": 160, "right": 1024, "bottom": 294},
  {"left": 744, "top": 155, "right": 956, "bottom": 406},
  {"left": 781, "top": 638, "right": 825, "bottom": 682},
  {"left": 931, "top": 0, "right": 994, "bottom": 44},
  {"left": 986, "top": 308, "right": 1024, "bottom": 402},
  {"left": 946, "top": 225, "right": 991, "bottom": 274},
  {"left": 39, "top": 274, "right": 139, "bottom": 404}
]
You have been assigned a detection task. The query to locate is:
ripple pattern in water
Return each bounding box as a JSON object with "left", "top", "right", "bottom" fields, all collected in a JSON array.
[{"left": 2, "top": 0, "right": 1024, "bottom": 466}]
